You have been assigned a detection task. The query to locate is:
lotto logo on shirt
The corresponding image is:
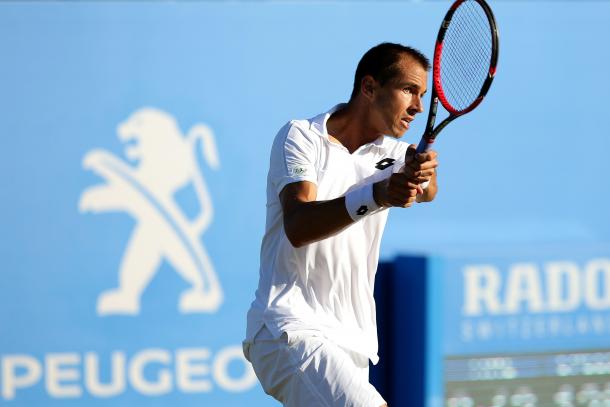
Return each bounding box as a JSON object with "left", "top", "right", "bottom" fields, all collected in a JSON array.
[{"left": 375, "top": 158, "right": 395, "bottom": 170}]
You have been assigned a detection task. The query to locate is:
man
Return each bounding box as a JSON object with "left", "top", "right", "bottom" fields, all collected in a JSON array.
[{"left": 243, "top": 42, "right": 439, "bottom": 407}]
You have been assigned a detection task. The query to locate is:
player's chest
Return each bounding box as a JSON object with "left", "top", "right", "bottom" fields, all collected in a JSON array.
[{"left": 315, "top": 145, "right": 396, "bottom": 198}]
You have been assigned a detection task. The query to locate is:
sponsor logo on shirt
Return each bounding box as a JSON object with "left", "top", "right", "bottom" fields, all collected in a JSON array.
[
  {"left": 375, "top": 158, "right": 395, "bottom": 170},
  {"left": 356, "top": 205, "right": 369, "bottom": 216},
  {"left": 289, "top": 166, "right": 309, "bottom": 177}
]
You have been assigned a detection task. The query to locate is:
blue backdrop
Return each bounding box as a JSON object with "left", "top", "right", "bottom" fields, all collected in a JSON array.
[{"left": 1, "top": 1, "right": 609, "bottom": 405}]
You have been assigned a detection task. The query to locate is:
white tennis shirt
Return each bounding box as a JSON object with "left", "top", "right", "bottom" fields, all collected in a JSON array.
[{"left": 245, "top": 105, "right": 409, "bottom": 364}]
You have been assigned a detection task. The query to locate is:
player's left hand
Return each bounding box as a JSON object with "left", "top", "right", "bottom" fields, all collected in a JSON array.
[{"left": 403, "top": 144, "right": 438, "bottom": 184}]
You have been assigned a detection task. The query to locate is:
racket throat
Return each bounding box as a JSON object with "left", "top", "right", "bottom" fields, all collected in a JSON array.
[
  {"left": 417, "top": 116, "right": 455, "bottom": 154},
  {"left": 425, "top": 96, "right": 439, "bottom": 131},
  {"left": 416, "top": 97, "right": 440, "bottom": 153}
]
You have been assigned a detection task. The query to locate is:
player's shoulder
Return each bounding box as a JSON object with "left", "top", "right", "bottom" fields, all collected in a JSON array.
[
  {"left": 274, "top": 117, "right": 323, "bottom": 146},
  {"left": 286, "top": 118, "right": 315, "bottom": 135}
]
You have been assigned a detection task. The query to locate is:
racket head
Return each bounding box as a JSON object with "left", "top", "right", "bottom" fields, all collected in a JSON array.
[{"left": 433, "top": 0, "right": 499, "bottom": 117}]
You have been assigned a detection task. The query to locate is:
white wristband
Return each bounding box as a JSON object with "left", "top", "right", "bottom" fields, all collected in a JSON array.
[{"left": 345, "top": 183, "right": 380, "bottom": 221}]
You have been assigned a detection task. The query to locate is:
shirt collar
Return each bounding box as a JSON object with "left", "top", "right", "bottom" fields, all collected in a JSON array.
[
  {"left": 309, "top": 103, "right": 386, "bottom": 148},
  {"left": 309, "top": 103, "right": 345, "bottom": 137}
]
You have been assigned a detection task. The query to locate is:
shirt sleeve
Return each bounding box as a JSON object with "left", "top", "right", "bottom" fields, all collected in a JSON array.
[{"left": 269, "top": 121, "right": 319, "bottom": 196}]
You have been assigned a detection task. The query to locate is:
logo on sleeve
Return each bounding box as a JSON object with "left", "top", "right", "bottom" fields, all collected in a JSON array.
[
  {"left": 375, "top": 158, "right": 395, "bottom": 170},
  {"left": 289, "top": 166, "right": 309, "bottom": 177}
]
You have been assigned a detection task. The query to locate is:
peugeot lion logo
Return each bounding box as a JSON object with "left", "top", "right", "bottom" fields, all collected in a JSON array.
[{"left": 79, "top": 108, "right": 223, "bottom": 316}]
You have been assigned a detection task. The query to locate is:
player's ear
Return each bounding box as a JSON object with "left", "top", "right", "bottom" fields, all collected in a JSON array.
[{"left": 361, "top": 76, "right": 376, "bottom": 100}]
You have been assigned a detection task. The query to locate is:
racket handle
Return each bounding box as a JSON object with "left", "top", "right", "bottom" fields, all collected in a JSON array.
[{"left": 416, "top": 136, "right": 434, "bottom": 154}]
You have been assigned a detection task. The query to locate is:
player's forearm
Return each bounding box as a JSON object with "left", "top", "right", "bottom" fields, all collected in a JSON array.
[{"left": 283, "top": 197, "right": 353, "bottom": 248}]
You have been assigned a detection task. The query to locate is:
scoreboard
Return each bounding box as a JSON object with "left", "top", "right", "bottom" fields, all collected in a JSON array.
[
  {"left": 445, "top": 350, "right": 610, "bottom": 407},
  {"left": 374, "top": 244, "right": 610, "bottom": 407}
]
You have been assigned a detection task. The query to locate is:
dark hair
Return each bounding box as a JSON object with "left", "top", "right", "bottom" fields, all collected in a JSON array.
[{"left": 350, "top": 42, "right": 430, "bottom": 100}]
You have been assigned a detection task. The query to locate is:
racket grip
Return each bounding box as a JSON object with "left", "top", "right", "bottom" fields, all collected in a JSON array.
[{"left": 416, "top": 137, "right": 434, "bottom": 154}]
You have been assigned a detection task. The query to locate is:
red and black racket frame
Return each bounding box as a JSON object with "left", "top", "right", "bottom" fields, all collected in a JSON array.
[{"left": 416, "top": 0, "right": 499, "bottom": 154}]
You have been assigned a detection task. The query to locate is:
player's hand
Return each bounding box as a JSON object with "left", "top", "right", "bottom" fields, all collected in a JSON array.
[
  {"left": 373, "top": 173, "right": 423, "bottom": 208},
  {"left": 403, "top": 144, "right": 438, "bottom": 184}
]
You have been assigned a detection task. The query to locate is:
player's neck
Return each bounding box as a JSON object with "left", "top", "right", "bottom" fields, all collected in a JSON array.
[{"left": 326, "top": 102, "right": 381, "bottom": 154}]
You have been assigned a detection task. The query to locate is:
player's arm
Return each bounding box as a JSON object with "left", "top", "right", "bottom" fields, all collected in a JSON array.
[
  {"left": 281, "top": 176, "right": 422, "bottom": 248},
  {"left": 280, "top": 182, "right": 352, "bottom": 248}
]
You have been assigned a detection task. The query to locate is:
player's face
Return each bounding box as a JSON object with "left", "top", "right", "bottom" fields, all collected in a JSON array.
[{"left": 371, "top": 56, "right": 428, "bottom": 138}]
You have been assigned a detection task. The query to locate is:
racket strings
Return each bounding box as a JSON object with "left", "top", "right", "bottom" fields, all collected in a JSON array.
[
  {"left": 439, "top": 0, "right": 493, "bottom": 112},
  {"left": 443, "top": 9, "right": 490, "bottom": 106},
  {"left": 444, "top": 3, "right": 491, "bottom": 89}
]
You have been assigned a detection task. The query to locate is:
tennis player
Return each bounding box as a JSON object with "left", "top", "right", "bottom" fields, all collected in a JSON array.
[{"left": 243, "top": 43, "right": 438, "bottom": 407}]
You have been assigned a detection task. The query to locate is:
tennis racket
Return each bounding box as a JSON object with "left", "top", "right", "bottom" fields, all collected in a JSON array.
[{"left": 416, "top": 0, "right": 499, "bottom": 153}]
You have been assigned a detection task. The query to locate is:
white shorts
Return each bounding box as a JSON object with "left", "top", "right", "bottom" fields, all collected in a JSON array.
[{"left": 243, "top": 326, "right": 386, "bottom": 407}]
